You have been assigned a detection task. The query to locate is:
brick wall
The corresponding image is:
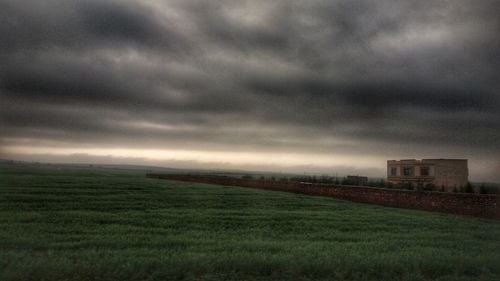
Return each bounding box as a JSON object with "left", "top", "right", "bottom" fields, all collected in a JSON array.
[{"left": 146, "top": 174, "right": 499, "bottom": 219}]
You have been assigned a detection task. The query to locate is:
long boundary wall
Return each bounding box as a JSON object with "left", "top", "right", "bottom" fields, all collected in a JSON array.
[{"left": 146, "top": 174, "right": 499, "bottom": 219}]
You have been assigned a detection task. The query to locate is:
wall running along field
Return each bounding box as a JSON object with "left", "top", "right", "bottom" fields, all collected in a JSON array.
[{"left": 147, "top": 174, "right": 499, "bottom": 219}]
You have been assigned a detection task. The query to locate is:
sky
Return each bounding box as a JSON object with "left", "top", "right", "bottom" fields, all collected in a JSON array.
[{"left": 1, "top": 0, "right": 499, "bottom": 181}]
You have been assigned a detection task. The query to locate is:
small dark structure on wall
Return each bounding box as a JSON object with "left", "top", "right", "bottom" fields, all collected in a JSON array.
[{"left": 345, "top": 175, "right": 368, "bottom": 186}]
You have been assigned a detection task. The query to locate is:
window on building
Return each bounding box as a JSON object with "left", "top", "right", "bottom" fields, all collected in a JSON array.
[
  {"left": 390, "top": 167, "right": 397, "bottom": 176},
  {"left": 420, "top": 167, "right": 429, "bottom": 176},
  {"left": 403, "top": 167, "right": 413, "bottom": 176}
]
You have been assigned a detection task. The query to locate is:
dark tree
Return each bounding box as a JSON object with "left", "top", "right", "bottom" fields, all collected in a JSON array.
[{"left": 465, "top": 183, "right": 473, "bottom": 193}]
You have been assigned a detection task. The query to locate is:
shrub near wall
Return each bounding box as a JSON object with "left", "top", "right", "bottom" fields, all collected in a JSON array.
[{"left": 146, "top": 174, "right": 500, "bottom": 219}]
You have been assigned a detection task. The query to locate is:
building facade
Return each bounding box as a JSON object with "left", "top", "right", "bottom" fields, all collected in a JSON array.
[{"left": 387, "top": 159, "right": 468, "bottom": 191}]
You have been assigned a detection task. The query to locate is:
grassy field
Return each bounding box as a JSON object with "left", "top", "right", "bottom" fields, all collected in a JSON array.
[{"left": 0, "top": 163, "right": 499, "bottom": 281}]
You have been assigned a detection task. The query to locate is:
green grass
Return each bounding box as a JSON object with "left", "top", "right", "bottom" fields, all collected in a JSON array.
[{"left": 0, "top": 163, "right": 499, "bottom": 281}]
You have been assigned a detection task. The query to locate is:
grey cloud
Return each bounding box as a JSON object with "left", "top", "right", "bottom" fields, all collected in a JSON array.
[
  {"left": 0, "top": 0, "right": 188, "bottom": 53},
  {"left": 1, "top": 0, "right": 499, "bottom": 180}
]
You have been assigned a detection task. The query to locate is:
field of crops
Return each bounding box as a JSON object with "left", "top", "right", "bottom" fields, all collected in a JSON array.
[{"left": 1, "top": 163, "right": 499, "bottom": 281}]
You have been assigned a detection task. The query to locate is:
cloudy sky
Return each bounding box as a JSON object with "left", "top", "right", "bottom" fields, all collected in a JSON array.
[{"left": 1, "top": 0, "right": 499, "bottom": 181}]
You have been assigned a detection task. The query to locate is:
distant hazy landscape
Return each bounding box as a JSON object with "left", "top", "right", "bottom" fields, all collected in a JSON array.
[{"left": 1, "top": 162, "right": 499, "bottom": 281}]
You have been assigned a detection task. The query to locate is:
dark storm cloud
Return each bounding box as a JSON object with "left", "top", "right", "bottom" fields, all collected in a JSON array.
[
  {"left": 1, "top": 0, "right": 499, "bottom": 179},
  {"left": 0, "top": 0, "right": 188, "bottom": 52}
]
